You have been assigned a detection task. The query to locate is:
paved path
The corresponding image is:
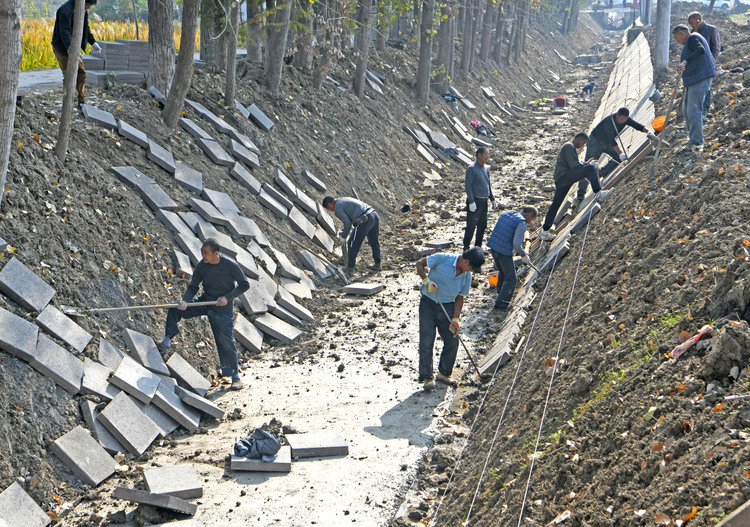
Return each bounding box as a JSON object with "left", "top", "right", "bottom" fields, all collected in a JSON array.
[{"left": 18, "top": 68, "right": 63, "bottom": 95}]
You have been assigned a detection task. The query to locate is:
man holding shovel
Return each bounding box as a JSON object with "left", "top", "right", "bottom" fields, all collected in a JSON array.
[
  {"left": 160, "top": 239, "right": 249, "bottom": 390},
  {"left": 415, "top": 247, "right": 485, "bottom": 391}
]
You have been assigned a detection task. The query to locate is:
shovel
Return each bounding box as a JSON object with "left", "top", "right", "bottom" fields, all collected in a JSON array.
[{"left": 61, "top": 300, "right": 218, "bottom": 317}]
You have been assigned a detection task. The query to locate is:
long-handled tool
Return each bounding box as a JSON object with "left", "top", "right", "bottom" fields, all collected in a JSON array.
[
  {"left": 650, "top": 74, "right": 683, "bottom": 181},
  {"left": 61, "top": 300, "right": 218, "bottom": 317},
  {"left": 433, "top": 299, "right": 490, "bottom": 381}
]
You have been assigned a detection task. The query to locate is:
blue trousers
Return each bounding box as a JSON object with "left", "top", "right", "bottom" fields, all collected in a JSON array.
[
  {"left": 347, "top": 211, "right": 381, "bottom": 267},
  {"left": 491, "top": 250, "right": 516, "bottom": 309},
  {"left": 418, "top": 295, "right": 459, "bottom": 380},
  {"left": 165, "top": 297, "right": 239, "bottom": 378},
  {"left": 683, "top": 77, "right": 712, "bottom": 146}
]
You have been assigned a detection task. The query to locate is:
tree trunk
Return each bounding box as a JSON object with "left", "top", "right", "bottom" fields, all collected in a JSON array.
[
  {"left": 163, "top": 0, "right": 199, "bottom": 128},
  {"left": 246, "top": 0, "right": 263, "bottom": 62},
  {"left": 148, "top": 0, "right": 175, "bottom": 93},
  {"left": 416, "top": 0, "right": 435, "bottom": 102},
  {"left": 200, "top": 0, "right": 226, "bottom": 68},
  {"left": 292, "top": 2, "right": 313, "bottom": 69},
  {"left": 353, "top": 0, "right": 372, "bottom": 99},
  {"left": 0, "top": 0, "right": 21, "bottom": 207},
  {"left": 265, "top": 0, "right": 291, "bottom": 94},
  {"left": 435, "top": 9, "right": 450, "bottom": 92},
  {"left": 459, "top": 0, "right": 473, "bottom": 74},
  {"left": 513, "top": 1, "right": 525, "bottom": 61},
  {"left": 505, "top": 1, "right": 516, "bottom": 63},
  {"left": 492, "top": 3, "right": 505, "bottom": 64},
  {"left": 55, "top": 0, "right": 85, "bottom": 161},
  {"left": 447, "top": 11, "right": 455, "bottom": 81},
  {"left": 478, "top": 0, "right": 493, "bottom": 62},
  {"left": 312, "top": 46, "right": 330, "bottom": 90},
  {"left": 412, "top": 0, "right": 421, "bottom": 43},
  {"left": 468, "top": 0, "right": 481, "bottom": 71},
  {"left": 224, "top": 0, "right": 239, "bottom": 103},
  {"left": 654, "top": 0, "right": 671, "bottom": 71}
]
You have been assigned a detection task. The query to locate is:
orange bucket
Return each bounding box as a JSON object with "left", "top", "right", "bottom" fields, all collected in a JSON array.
[
  {"left": 651, "top": 115, "right": 666, "bottom": 132},
  {"left": 488, "top": 271, "right": 499, "bottom": 287}
]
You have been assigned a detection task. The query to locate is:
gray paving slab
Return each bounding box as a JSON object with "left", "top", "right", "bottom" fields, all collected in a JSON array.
[
  {"left": 0, "top": 481, "right": 51, "bottom": 527},
  {"left": 171, "top": 249, "right": 193, "bottom": 279},
  {"left": 0, "top": 236, "right": 7, "bottom": 252},
  {"left": 81, "top": 400, "right": 126, "bottom": 454},
  {"left": 416, "top": 144, "right": 435, "bottom": 164},
  {"left": 280, "top": 277, "right": 312, "bottom": 300},
  {"left": 247, "top": 103, "right": 274, "bottom": 132},
  {"left": 299, "top": 250, "right": 334, "bottom": 279},
  {"left": 424, "top": 239, "right": 453, "bottom": 249},
  {"left": 197, "top": 138, "right": 235, "bottom": 166},
  {"left": 229, "top": 139, "right": 261, "bottom": 169},
  {"left": 228, "top": 129, "right": 259, "bottom": 153},
  {"left": 312, "top": 226, "right": 335, "bottom": 253},
  {"left": 254, "top": 313, "right": 302, "bottom": 344},
  {"left": 553, "top": 197, "right": 572, "bottom": 225},
  {"left": 231, "top": 445, "right": 291, "bottom": 472},
  {"left": 188, "top": 197, "right": 230, "bottom": 226},
  {"left": 117, "top": 119, "right": 149, "bottom": 148},
  {"left": 166, "top": 352, "right": 211, "bottom": 397},
  {"left": 248, "top": 241, "right": 277, "bottom": 275},
  {"left": 342, "top": 283, "right": 385, "bottom": 296},
  {"left": 112, "top": 487, "right": 197, "bottom": 515},
  {"left": 202, "top": 188, "right": 240, "bottom": 214},
  {"left": 81, "top": 358, "right": 120, "bottom": 401},
  {"left": 81, "top": 104, "right": 118, "bottom": 130},
  {"left": 174, "top": 161, "right": 203, "bottom": 193},
  {"left": 36, "top": 305, "right": 92, "bottom": 352},
  {"left": 220, "top": 210, "right": 261, "bottom": 243},
  {"left": 235, "top": 99, "right": 250, "bottom": 118},
  {"left": 110, "top": 355, "right": 162, "bottom": 403},
  {"left": 29, "top": 335, "right": 83, "bottom": 395},
  {"left": 718, "top": 498, "right": 750, "bottom": 527},
  {"left": 98, "top": 338, "right": 125, "bottom": 370},
  {"left": 98, "top": 392, "right": 161, "bottom": 457},
  {"left": 136, "top": 182, "right": 178, "bottom": 211},
  {"left": 302, "top": 168, "right": 326, "bottom": 192},
  {"left": 232, "top": 248, "right": 260, "bottom": 280},
  {"left": 110, "top": 165, "right": 153, "bottom": 188},
  {"left": 297, "top": 270, "right": 316, "bottom": 292},
  {"left": 286, "top": 432, "right": 349, "bottom": 458},
  {"left": 51, "top": 425, "right": 117, "bottom": 486},
  {"left": 133, "top": 397, "right": 180, "bottom": 438},
  {"left": 257, "top": 188, "right": 289, "bottom": 218},
  {"left": 202, "top": 111, "right": 234, "bottom": 135},
  {"left": 570, "top": 203, "right": 601, "bottom": 233},
  {"left": 178, "top": 117, "right": 213, "bottom": 141},
  {"left": 156, "top": 209, "right": 195, "bottom": 239},
  {"left": 175, "top": 233, "right": 204, "bottom": 266},
  {"left": 0, "top": 305, "right": 40, "bottom": 362},
  {"left": 152, "top": 379, "right": 202, "bottom": 432},
  {"left": 0, "top": 257, "right": 55, "bottom": 312},
  {"left": 287, "top": 206, "right": 317, "bottom": 240},
  {"left": 274, "top": 169, "right": 298, "bottom": 199},
  {"left": 230, "top": 162, "right": 261, "bottom": 195},
  {"left": 177, "top": 211, "right": 209, "bottom": 234},
  {"left": 144, "top": 464, "right": 203, "bottom": 499},
  {"left": 147, "top": 139, "right": 176, "bottom": 174},
  {"left": 263, "top": 184, "right": 294, "bottom": 210},
  {"left": 257, "top": 265, "right": 279, "bottom": 299},
  {"left": 195, "top": 223, "right": 241, "bottom": 258},
  {"left": 271, "top": 304, "right": 302, "bottom": 326},
  {"left": 148, "top": 85, "right": 167, "bottom": 104},
  {"left": 316, "top": 204, "right": 337, "bottom": 236},
  {"left": 239, "top": 282, "right": 270, "bottom": 315},
  {"left": 234, "top": 313, "right": 263, "bottom": 353},
  {"left": 427, "top": 131, "right": 456, "bottom": 150},
  {"left": 276, "top": 287, "right": 314, "bottom": 322},
  {"left": 174, "top": 385, "right": 224, "bottom": 419},
  {"left": 294, "top": 188, "right": 318, "bottom": 217},
  {"left": 269, "top": 247, "right": 302, "bottom": 280},
  {"left": 121, "top": 328, "right": 170, "bottom": 376}
]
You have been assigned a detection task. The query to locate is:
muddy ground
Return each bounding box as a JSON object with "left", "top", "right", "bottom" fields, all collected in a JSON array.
[{"left": 1, "top": 4, "right": 749, "bottom": 527}]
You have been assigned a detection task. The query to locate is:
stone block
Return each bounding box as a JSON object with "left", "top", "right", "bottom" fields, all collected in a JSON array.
[
  {"left": 202, "top": 111, "right": 234, "bottom": 135},
  {"left": 263, "top": 184, "right": 294, "bottom": 210},
  {"left": 197, "top": 138, "right": 235, "bottom": 167},
  {"left": 294, "top": 188, "right": 318, "bottom": 217},
  {"left": 0, "top": 482, "right": 51, "bottom": 527},
  {"left": 152, "top": 380, "right": 202, "bottom": 432},
  {"left": 234, "top": 313, "right": 263, "bottom": 353},
  {"left": 98, "top": 392, "right": 161, "bottom": 457},
  {"left": 247, "top": 103, "right": 275, "bottom": 132},
  {"left": 0, "top": 257, "right": 55, "bottom": 312},
  {"left": 112, "top": 487, "right": 197, "bottom": 515},
  {"left": 175, "top": 233, "right": 204, "bottom": 266},
  {"left": 281, "top": 277, "right": 312, "bottom": 300},
  {"left": 0, "top": 305, "right": 39, "bottom": 362},
  {"left": 117, "top": 119, "right": 149, "bottom": 148},
  {"left": 178, "top": 117, "right": 213, "bottom": 141},
  {"left": 51, "top": 426, "right": 117, "bottom": 486},
  {"left": 424, "top": 239, "right": 453, "bottom": 249},
  {"left": 81, "top": 400, "right": 126, "bottom": 454},
  {"left": 316, "top": 204, "right": 337, "bottom": 237},
  {"left": 302, "top": 169, "right": 326, "bottom": 192},
  {"left": 272, "top": 304, "right": 302, "bottom": 326},
  {"left": 36, "top": 305, "right": 92, "bottom": 353},
  {"left": 110, "top": 355, "right": 162, "bottom": 403},
  {"left": 228, "top": 129, "right": 259, "bottom": 153},
  {"left": 110, "top": 165, "right": 153, "bottom": 189},
  {"left": 177, "top": 211, "right": 209, "bottom": 234},
  {"left": 254, "top": 313, "right": 302, "bottom": 344},
  {"left": 257, "top": 188, "right": 289, "bottom": 218},
  {"left": 276, "top": 287, "right": 313, "bottom": 322},
  {"left": 156, "top": 209, "right": 194, "bottom": 239},
  {"left": 30, "top": 335, "right": 83, "bottom": 395},
  {"left": 416, "top": 144, "right": 435, "bottom": 164},
  {"left": 232, "top": 248, "right": 259, "bottom": 280},
  {"left": 148, "top": 85, "right": 167, "bottom": 104},
  {"left": 136, "top": 182, "right": 178, "bottom": 211},
  {"left": 172, "top": 249, "right": 193, "bottom": 279},
  {"left": 98, "top": 338, "right": 125, "bottom": 370},
  {"left": 201, "top": 188, "right": 239, "bottom": 214},
  {"left": 220, "top": 211, "right": 261, "bottom": 244},
  {"left": 248, "top": 241, "right": 277, "bottom": 275},
  {"left": 147, "top": 139, "right": 176, "bottom": 174},
  {"left": 166, "top": 352, "right": 211, "bottom": 397},
  {"left": 121, "top": 328, "right": 170, "bottom": 376},
  {"left": 229, "top": 139, "right": 260, "bottom": 169},
  {"left": 274, "top": 169, "right": 298, "bottom": 199},
  {"left": 144, "top": 465, "right": 203, "bottom": 499},
  {"left": 342, "top": 283, "right": 385, "bottom": 296},
  {"left": 256, "top": 265, "right": 278, "bottom": 299},
  {"left": 235, "top": 99, "right": 250, "bottom": 118},
  {"left": 231, "top": 445, "right": 291, "bottom": 472},
  {"left": 312, "top": 226, "right": 335, "bottom": 253},
  {"left": 81, "top": 358, "right": 120, "bottom": 401},
  {"left": 287, "top": 207, "right": 317, "bottom": 240},
  {"left": 427, "top": 131, "right": 456, "bottom": 151},
  {"left": 239, "top": 282, "right": 270, "bottom": 316},
  {"left": 0, "top": 236, "right": 7, "bottom": 252},
  {"left": 188, "top": 197, "right": 230, "bottom": 226},
  {"left": 174, "top": 385, "right": 224, "bottom": 419},
  {"left": 195, "top": 223, "right": 241, "bottom": 258},
  {"left": 133, "top": 398, "right": 180, "bottom": 438},
  {"left": 553, "top": 198, "right": 572, "bottom": 225},
  {"left": 270, "top": 248, "right": 302, "bottom": 280},
  {"left": 286, "top": 432, "right": 348, "bottom": 458},
  {"left": 230, "top": 163, "right": 261, "bottom": 195},
  {"left": 174, "top": 162, "right": 203, "bottom": 194},
  {"left": 299, "top": 250, "right": 334, "bottom": 279},
  {"left": 81, "top": 104, "right": 118, "bottom": 130},
  {"left": 82, "top": 54, "right": 104, "bottom": 70}
]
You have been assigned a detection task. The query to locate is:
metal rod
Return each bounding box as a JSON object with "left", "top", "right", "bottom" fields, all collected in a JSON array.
[
  {"left": 62, "top": 300, "right": 218, "bottom": 316},
  {"left": 434, "top": 298, "right": 484, "bottom": 378}
]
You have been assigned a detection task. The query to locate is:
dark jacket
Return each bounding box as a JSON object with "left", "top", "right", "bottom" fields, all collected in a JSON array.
[
  {"left": 182, "top": 257, "right": 250, "bottom": 315},
  {"left": 590, "top": 114, "right": 646, "bottom": 147},
  {"left": 680, "top": 33, "right": 716, "bottom": 87},
  {"left": 464, "top": 162, "right": 494, "bottom": 203},
  {"left": 552, "top": 142, "right": 586, "bottom": 183},
  {"left": 695, "top": 22, "right": 720, "bottom": 61},
  {"left": 51, "top": 0, "right": 96, "bottom": 55}
]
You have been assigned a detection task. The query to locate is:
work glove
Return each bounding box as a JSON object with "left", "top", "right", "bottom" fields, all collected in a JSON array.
[
  {"left": 468, "top": 202, "right": 477, "bottom": 213},
  {"left": 521, "top": 255, "right": 532, "bottom": 265},
  {"left": 619, "top": 152, "right": 627, "bottom": 161},
  {"left": 92, "top": 42, "right": 102, "bottom": 54},
  {"left": 589, "top": 160, "right": 600, "bottom": 170},
  {"left": 78, "top": 51, "right": 84, "bottom": 64},
  {"left": 450, "top": 318, "right": 460, "bottom": 336},
  {"left": 423, "top": 277, "right": 438, "bottom": 294},
  {"left": 491, "top": 199, "right": 498, "bottom": 210}
]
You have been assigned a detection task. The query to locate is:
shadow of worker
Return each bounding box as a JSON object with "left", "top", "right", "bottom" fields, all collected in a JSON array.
[{"left": 363, "top": 387, "right": 448, "bottom": 448}]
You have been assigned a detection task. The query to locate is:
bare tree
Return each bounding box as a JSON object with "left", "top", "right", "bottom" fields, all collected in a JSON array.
[
  {"left": 163, "top": 0, "right": 200, "bottom": 128},
  {"left": 478, "top": 0, "right": 494, "bottom": 62},
  {"left": 0, "top": 0, "right": 22, "bottom": 208},
  {"left": 55, "top": 0, "right": 86, "bottom": 161},
  {"left": 435, "top": 6, "right": 452, "bottom": 92},
  {"left": 246, "top": 0, "right": 263, "bottom": 62},
  {"left": 200, "top": 0, "right": 227, "bottom": 69},
  {"left": 654, "top": 0, "right": 671, "bottom": 71},
  {"left": 374, "top": 0, "right": 389, "bottom": 52},
  {"left": 416, "top": 0, "right": 435, "bottom": 102},
  {"left": 265, "top": 0, "right": 292, "bottom": 94},
  {"left": 292, "top": 1, "right": 314, "bottom": 69},
  {"left": 148, "top": 0, "right": 176, "bottom": 93},
  {"left": 492, "top": 1, "right": 506, "bottom": 64},
  {"left": 353, "top": 0, "right": 372, "bottom": 98},
  {"left": 460, "top": 0, "right": 474, "bottom": 74},
  {"left": 225, "top": 0, "right": 239, "bottom": 102}
]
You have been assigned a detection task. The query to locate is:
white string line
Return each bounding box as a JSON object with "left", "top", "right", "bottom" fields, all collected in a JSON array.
[{"left": 516, "top": 208, "right": 596, "bottom": 527}]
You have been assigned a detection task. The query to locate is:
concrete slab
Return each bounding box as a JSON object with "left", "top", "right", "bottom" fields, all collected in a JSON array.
[
  {"left": 239, "top": 282, "right": 270, "bottom": 315},
  {"left": 177, "top": 211, "right": 209, "bottom": 234},
  {"left": 188, "top": 197, "right": 230, "bottom": 226},
  {"left": 286, "top": 432, "right": 348, "bottom": 458},
  {"left": 231, "top": 445, "right": 291, "bottom": 472},
  {"left": 144, "top": 464, "right": 203, "bottom": 499},
  {"left": 299, "top": 250, "right": 334, "bottom": 279},
  {"left": 228, "top": 129, "right": 259, "bottom": 153},
  {"left": 416, "top": 144, "right": 435, "bottom": 164},
  {"left": 110, "top": 355, "right": 162, "bottom": 403},
  {"left": 302, "top": 169, "right": 326, "bottom": 192},
  {"left": 152, "top": 379, "right": 202, "bottom": 432},
  {"left": 272, "top": 304, "right": 303, "bottom": 326},
  {"left": 175, "top": 233, "right": 204, "bottom": 266},
  {"left": 110, "top": 165, "right": 153, "bottom": 189},
  {"left": 51, "top": 426, "right": 117, "bottom": 486},
  {"left": 263, "top": 184, "right": 294, "bottom": 210},
  {"left": 276, "top": 286, "right": 314, "bottom": 322},
  {"left": 36, "top": 305, "right": 92, "bottom": 353},
  {"left": 234, "top": 313, "right": 263, "bottom": 353},
  {"left": 98, "top": 392, "right": 161, "bottom": 457},
  {"left": 136, "top": 182, "right": 178, "bottom": 211},
  {"left": 148, "top": 85, "right": 167, "bottom": 104},
  {"left": 197, "top": 138, "right": 235, "bottom": 167},
  {"left": 0, "top": 482, "right": 51, "bottom": 527},
  {"left": 0, "top": 305, "right": 40, "bottom": 362},
  {"left": 147, "top": 139, "right": 176, "bottom": 174},
  {"left": 247, "top": 103, "right": 275, "bottom": 132},
  {"left": 156, "top": 209, "right": 195, "bottom": 240},
  {"left": 717, "top": 497, "right": 750, "bottom": 527},
  {"left": 281, "top": 277, "right": 312, "bottom": 300},
  {"left": 29, "top": 335, "right": 83, "bottom": 395},
  {"left": 178, "top": 117, "right": 213, "bottom": 141},
  {"left": 342, "top": 283, "right": 385, "bottom": 296},
  {"left": 230, "top": 162, "right": 261, "bottom": 195},
  {"left": 166, "top": 352, "right": 211, "bottom": 397},
  {"left": 174, "top": 161, "right": 203, "bottom": 194},
  {"left": 172, "top": 249, "right": 193, "bottom": 278},
  {"left": 195, "top": 223, "right": 241, "bottom": 258},
  {"left": 257, "top": 188, "right": 289, "bottom": 218},
  {"left": 112, "top": 487, "right": 197, "bottom": 515},
  {"left": 133, "top": 398, "right": 181, "bottom": 438},
  {"left": 81, "top": 358, "right": 120, "bottom": 401},
  {"left": 254, "top": 313, "right": 302, "bottom": 344},
  {"left": 117, "top": 119, "right": 149, "bottom": 148},
  {"left": 202, "top": 111, "right": 234, "bottom": 135},
  {"left": 427, "top": 131, "right": 456, "bottom": 151},
  {"left": 248, "top": 241, "right": 276, "bottom": 274},
  {"left": 316, "top": 204, "right": 337, "bottom": 237},
  {"left": 202, "top": 188, "right": 240, "bottom": 214},
  {"left": 270, "top": 247, "right": 302, "bottom": 280},
  {"left": 274, "top": 169, "right": 298, "bottom": 199},
  {"left": 98, "top": 338, "right": 125, "bottom": 371},
  {"left": 81, "top": 104, "right": 118, "bottom": 130},
  {"left": 175, "top": 385, "right": 224, "bottom": 419},
  {"left": 81, "top": 400, "right": 126, "bottom": 454},
  {"left": 424, "top": 239, "right": 453, "bottom": 249},
  {"left": 235, "top": 99, "right": 250, "bottom": 118},
  {"left": 288, "top": 206, "right": 317, "bottom": 240},
  {"left": 0, "top": 257, "right": 55, "bottom": 312},
  {"left": 232, "top": 248, "right": 260, "bottom": 280},
  {"left": 256, "top": 265, "right": 279, "bottom": 299},
  {"left": 312, "top": 226, "right": 335, "bottom": 253},
  {"left": 230, "top": 139, "right": 261, "bottom": 169},
  {"left": 121, "top": 328, "right": 170, "bottom": 376},
  {"left": 220, "top": 211, "right": 261, "bottom": 244}
]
